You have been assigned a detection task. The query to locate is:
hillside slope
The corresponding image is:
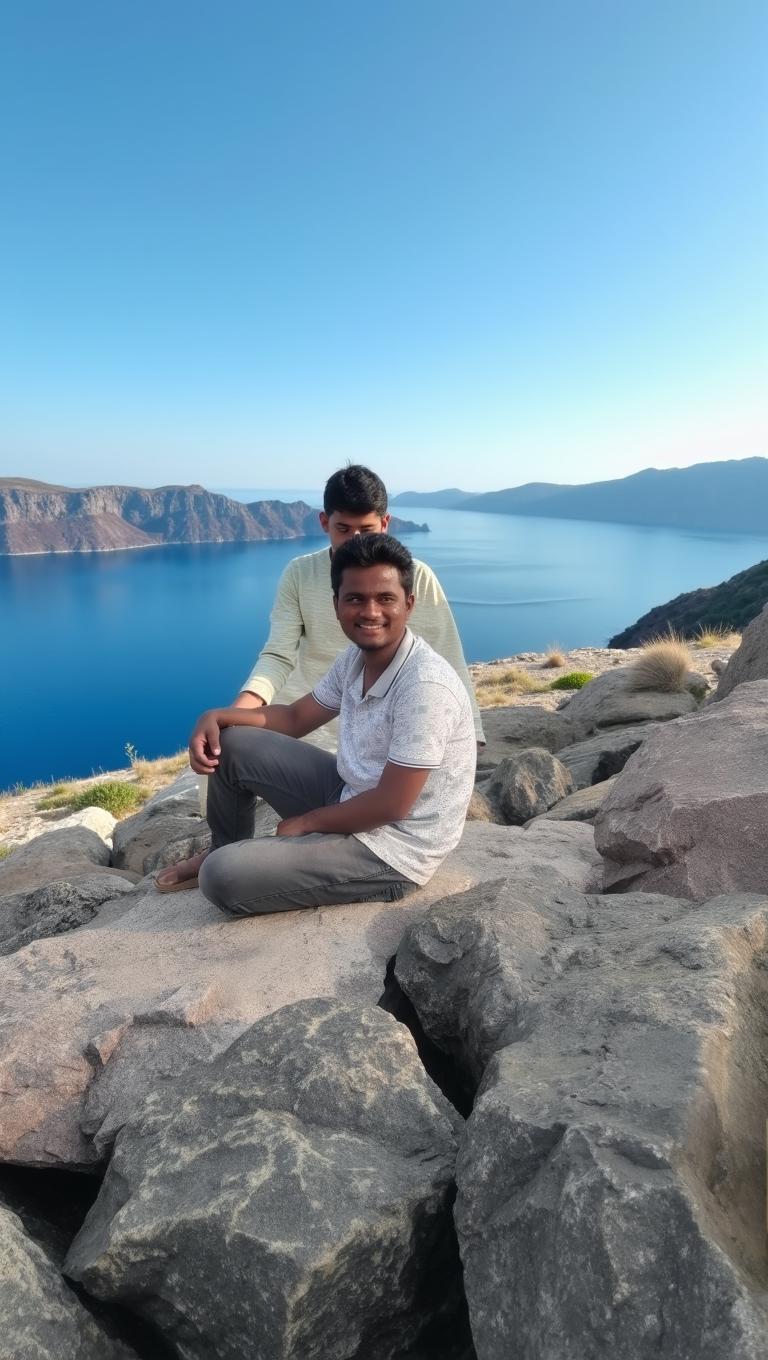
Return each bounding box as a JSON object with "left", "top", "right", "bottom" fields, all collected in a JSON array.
[
  {"left": 491, "top": 458, "right": 768, "bottom": 532},
  {"left": 394, "top": 457, "right": 768, "bottom": 534},
  {"left": 609, "top": 558, "right": 768, "bottom": 646}
]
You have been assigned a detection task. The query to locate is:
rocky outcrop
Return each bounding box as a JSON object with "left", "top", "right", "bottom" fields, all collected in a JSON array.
[
  {"left": 65, "top": 999, "right": 463, "bottom": 1360},
  {"left": 476, "top": 706, "right": 567, "bottom": 771},
  {"left": 486, "top": 748, "right": 573, "bottom": 823},
  {"left": 0, "top": 824, "right": 125, "bottom": 896},
  {"left": 555, "top": 722, "right": 660, "bottom": 788},
  {"left": 3, "top": 681, "right": 768, "bottom": 1358},
  {"left": 0, "top": 1200, "right": 137, "bottom": 1359},
  {"left": 559, "top": 667, "right": 698, "bottom": 741},
  {"left": 0, "top": 479, "right": 427, "bottom": 555},
  {"left": 0, "top": 819, "right": 599, "bottom": 1168},
  {"left": 595, "top": 680, "right": 768, "bottom": 898},
  {"left": 395, "top": 880, "right": 768, "bottom": 1358},
  {"left": 714, "top": 603, "right": 768, "bottom": 701},
  {"left": 0, "top": 873, "right": 135, "bottom": 955},
  {"left": 528, "top": 774, "right": 617, "bottom": 822}
]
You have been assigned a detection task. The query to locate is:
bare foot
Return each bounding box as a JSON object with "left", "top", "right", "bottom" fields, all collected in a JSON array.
[{"left": 154, "top": 849, "right": 210, "bottom": 892}]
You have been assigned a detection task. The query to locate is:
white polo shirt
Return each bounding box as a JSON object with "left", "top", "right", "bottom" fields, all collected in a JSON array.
[{"left": 312, "top": 628, "right": 476, "bottom": 885}]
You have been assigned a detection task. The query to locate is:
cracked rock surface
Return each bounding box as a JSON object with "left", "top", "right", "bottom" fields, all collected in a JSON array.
[
  {"left": 0, "top": 1200, "right": 137, "bottom": 1359},
  {"left": 396, "top": 880, "right": 768, "bottom": 1358},
  {"left": 65, "top": 998, "right": 464, "bottom": 1360}
]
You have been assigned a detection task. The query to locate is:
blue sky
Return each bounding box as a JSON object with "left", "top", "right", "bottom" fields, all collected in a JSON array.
[{"left": 1, "top": 1, "right": 765, "bottom": 492}]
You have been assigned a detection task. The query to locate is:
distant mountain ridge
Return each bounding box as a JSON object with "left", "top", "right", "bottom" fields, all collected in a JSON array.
[
  {"left": 392, "top": 457, "right": 768, "bottom": 534},
  {"left": 609, "top": 557, "right": 768, "bottom": 647},
  {"left": 0, "top": 480, "right": 427, "bottom": 555}
]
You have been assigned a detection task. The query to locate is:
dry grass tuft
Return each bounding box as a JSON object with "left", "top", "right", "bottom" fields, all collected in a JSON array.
[
  {"left": 627, "top": 636, "right": 692, "bottom": 693},
  {"left": 542, "top": 647, "right": 566, "bottom": 669},
  {"left": 692, "top": 624, "right": 742, "bottom": 650},
  {"left": 475, "top": 667, "right": 550, "bottom": 707}
]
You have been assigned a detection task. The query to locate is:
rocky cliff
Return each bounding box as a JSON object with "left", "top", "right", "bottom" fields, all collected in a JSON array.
[
  {"left": 609, "top": 557, "right": 768, "bottom": 646},
  {"left": 0, "top": 479, "right": 426, "bottom": 554}
]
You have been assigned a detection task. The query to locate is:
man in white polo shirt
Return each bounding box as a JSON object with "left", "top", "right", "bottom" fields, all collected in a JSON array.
[{"left": 171, "top": 534, "right": 476, "bottom": 916}]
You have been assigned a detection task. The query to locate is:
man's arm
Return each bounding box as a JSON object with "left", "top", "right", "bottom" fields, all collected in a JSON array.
[
  {"left": 410, "top": 564, "right": 486, "bottom": 744},
  {"left": 188, "top": 694, "right": 336, "bottom": 774},
  {"left": 277, "top": 762, "right": 430, "bottom": 837},
  {"left": 237, "top": 559, "right": 304, "bottom": 706}
]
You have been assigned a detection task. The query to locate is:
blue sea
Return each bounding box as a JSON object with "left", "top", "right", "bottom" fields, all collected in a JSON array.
[{"left": 3, "top": 491, "right": 767, "bottom": 789}]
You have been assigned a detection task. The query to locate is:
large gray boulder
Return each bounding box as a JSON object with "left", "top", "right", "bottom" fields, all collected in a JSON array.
[
  {"left": 477, "top": 705, "right": 568, "bottom": 771},
  {"left": 486, "top": 748, "right": 573, "bottom": 823},
  {"left": 714, "top": 603, "right": 768, "bottom": 701},
  {"left": 0, "top": 1201, "right": 136, "bottom": 1359},
  {"left": 595, "top": 680, "right": 768, "bottom": 898},
  {"left": 0, "top": 820, "right": 599, "bottom": 1168},
  {"left": 65, "top": 999, "right": 462, "bottom": 1360},
  {"left": 396, "top": 881, "right": 768, "bottom": 1358},
  {"left": 0, "top": 873, "right": 135, "bottom": 955},
  {"left": 555, "top": 721, "right": 660, "bottom": 789},
  {"left": 527, "top": 775, "right": 617, "bottom": 823},
  {"left": 111, "top": 807, "right": 210, "bottom": 875},
  {"left": 0, "top": 825, "right": 129, "bottom": 896},
  {"left": 559, "top": 668, "right": 698, "bottom": 741}
]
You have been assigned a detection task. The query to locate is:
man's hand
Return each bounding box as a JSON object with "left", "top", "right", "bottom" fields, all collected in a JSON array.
[
  {"left": 189, "top": 709, "right": 223, "bottom": 774},
  {"left": 276, "top": 815, "right": 312, "bottom": 837}
]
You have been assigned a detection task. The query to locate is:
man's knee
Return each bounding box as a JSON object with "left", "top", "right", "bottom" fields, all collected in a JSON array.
[{"left": 199, "top": 846, "right": 246, "bottom": 916}]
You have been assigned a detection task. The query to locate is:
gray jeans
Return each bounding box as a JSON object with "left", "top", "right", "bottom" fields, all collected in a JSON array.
[{"left": 200, "top": 727, "right": 416, "bottom": 917}]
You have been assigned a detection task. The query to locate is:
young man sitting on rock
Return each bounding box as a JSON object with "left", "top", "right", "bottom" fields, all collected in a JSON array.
[
  {"left": 156, "top": 461, "right": 483, "bottom": 890},
  {"left": 158, "top": 535, "right": 476, "bottom": 915}
]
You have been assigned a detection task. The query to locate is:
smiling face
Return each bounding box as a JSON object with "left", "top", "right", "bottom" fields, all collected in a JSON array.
[
  {"left": 333, "top": 562, "right": 414, "bottom": 653},
  {"left": 319, "top": 508, "right": 391, "bottom": 553}
]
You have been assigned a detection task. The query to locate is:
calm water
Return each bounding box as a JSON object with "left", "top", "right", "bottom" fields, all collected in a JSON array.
[{"left": 3, "top": 499, "right": 767, "bottom": 788}]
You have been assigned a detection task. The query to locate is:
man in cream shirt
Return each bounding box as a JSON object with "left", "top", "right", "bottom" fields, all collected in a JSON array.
[{"left": 238, "top": 464, "right": 484, "bottom": 750}]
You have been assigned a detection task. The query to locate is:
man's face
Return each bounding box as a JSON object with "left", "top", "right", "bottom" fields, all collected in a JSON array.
[
  {"left": 319, "top": 509, "right": 391, "bottom": 553},
  {"left": 334, "top": 563, "right": 414, "bottom": 651}
]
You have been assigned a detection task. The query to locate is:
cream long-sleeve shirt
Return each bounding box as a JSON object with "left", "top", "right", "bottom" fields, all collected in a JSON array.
[{"left": 241, "top": 546, "right": 484, "bottom": 750}]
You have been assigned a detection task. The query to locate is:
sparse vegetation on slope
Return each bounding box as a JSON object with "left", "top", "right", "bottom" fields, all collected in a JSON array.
[
  {"left": 36, "top": 780, "right": 150, "bottom": 817},
  {"left": 474, "top": 667, "right": 550, "bottom": 707},
  {"left": 610, "top": 558, "right": 768, "bottom": 647}
]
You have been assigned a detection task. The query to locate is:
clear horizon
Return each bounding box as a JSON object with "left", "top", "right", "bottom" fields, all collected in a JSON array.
[{"left": 1, "top": 2, "right": 766, "bottom": 491}]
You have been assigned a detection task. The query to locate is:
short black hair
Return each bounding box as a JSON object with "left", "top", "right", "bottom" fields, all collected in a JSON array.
[
  {"left": 323, "top": 464, "right": 388, "bottom": 517},
  {"left": 331, "top": 533, "right": 415, "bottom": 598}
]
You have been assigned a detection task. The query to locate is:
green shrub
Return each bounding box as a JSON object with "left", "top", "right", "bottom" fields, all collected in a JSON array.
[
  {"left": 69, "top": 782, "right": 149, "bottom": 817},
  {"left": 549, "top": 671, "right": 594, "bottom": 691},
  {"left": 38, "top": 781, "right": 149, "bottom": 818},
  {"left": 0, "top": 844, "right": 12, "bottom": 861}
]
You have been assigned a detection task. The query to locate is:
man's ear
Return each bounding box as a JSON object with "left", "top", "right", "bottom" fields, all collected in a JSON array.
[
  {"left": 404, "top": 592, "right": 415, "bottom": 617},
  {"left": 319, "top": 511, "right": 330, "bottom": 534},
  {"left": 380, "top": 513, "right": 391, "bottom": 532},
  {"left": 332, "top": 593, "right": 340, "bottom": 619}
]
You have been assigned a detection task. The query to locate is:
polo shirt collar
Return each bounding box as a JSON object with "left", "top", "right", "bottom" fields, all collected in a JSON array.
[{"left": 350, "top": 627, "right": 417, "bottom": 699}]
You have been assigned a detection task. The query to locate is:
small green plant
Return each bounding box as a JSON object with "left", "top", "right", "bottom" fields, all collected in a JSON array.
[
  {"left": 627, "top": 637, "right": 691, "bottom": 693},
  {"left": 549, "top": 671, "right": 594, "bottom": 690},
  {"left": 37, "top": 781, "right": 149, "bottom": 817},
  {"left": 542, "top": 648, "right": 566, "bottom": 669},
  {"left": 69, "top": 782, "right": 149, "bottom": 817},
  {"left": 124, "top": 741, "right": 140, "bottom": 767},
  {"left": 0, "top": 844, "right": 12, "bottom": 861}
]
